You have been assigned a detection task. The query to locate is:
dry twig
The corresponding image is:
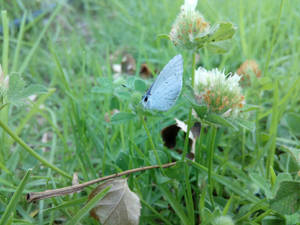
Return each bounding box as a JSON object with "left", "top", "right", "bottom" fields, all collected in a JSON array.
[{"left": 27, "top": 161, "right": 177, "bottom": 202}]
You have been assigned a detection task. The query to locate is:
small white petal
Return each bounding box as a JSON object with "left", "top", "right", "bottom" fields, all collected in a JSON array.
[{"left": 183, "top": 0, "right": 198, "bottom": 12}]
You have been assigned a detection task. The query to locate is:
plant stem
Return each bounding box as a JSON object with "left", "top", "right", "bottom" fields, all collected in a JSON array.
[
  {"left": 208, "top": 125, "right": 217, "bottom": 208},
  {"left": 182, "top": 53, "right": 196, "bottom": 160},
  {"left": 140, "top": 115, "right": 162, "bottom": 167},
  {"left": 0, "top": 120, "right": 71, "bottom": 179},
  {"left": 27, "top": 161, "right": 177, "bottom": 202},
  {"left": 263, "top": 0, "right": 285, "bottom": 75},
  {"left": 181, "top": 53, "right": 196, "bottom": 223},
  {"left": 266, "top": 81, "right": 279, "bottom": 179},
  {"left": 0, "top": 10, "right": 9, "bottom": 163},
  {"left": 242, "top": 127, "right": 246, "bottom": 168},
  {"left": 1, "top": 10, "right": 9, "bottom": 74}
]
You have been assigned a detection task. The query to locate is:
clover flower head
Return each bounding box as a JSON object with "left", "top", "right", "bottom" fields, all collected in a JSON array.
[
  {"left": 194, "top": 67, "right": 244, "bottom": 116},
  {"left": 170, "top": 0, "right": 210, "bottom": 50}
]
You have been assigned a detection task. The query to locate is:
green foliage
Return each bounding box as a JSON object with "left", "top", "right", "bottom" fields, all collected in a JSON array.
[
  {"left": 0, "top": 0, "right": 299, "bottom": 224},
  {"left": 195, "top": 22, "right": 236, "bottom": 50},
  {"left": 111, "top": 112, "right": 137, "bottom": 124},
  {"left": 6, "top": 74, "right": 47, "bottom": 106},
  {"left": 270, "top": 181, "right": 300, "bottom": 215},
  {"left": 0, "top": 169, "right": 31, "bottom": 225}
]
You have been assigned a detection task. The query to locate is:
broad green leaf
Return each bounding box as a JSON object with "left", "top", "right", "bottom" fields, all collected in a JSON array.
[
  {"left": 115, "top": 89, "right": 131, "bottom": 100},
  {"left": 6, "top": 74, "right": 47, "bottom": 106},
  {"left": 285, "top": 213, "right": 300, "bottom": 225},
  {"left": 111, "top": 112, "right": 136, "bottom": 124},
  {"left": 183, "top": 91, "right": 208, "bottom": 118},
  {"left": 249, "top": 173, "right": 272, "bottom": 199},
  {"left": 205, "top": 113, "right": 237, "bottom": 129},
  {"left": 194, "top": 34, "right": 211, "bottom": 49},
  {"left": 205, "top": 43, "right": 228, "bottom": 54},
  {"left": 278, "top": 152, "right": 300, "bottom": 174},
  {"left": 192, "top": 103, "right": 208, "bottom": 118},
  {"left": 157, "top": 34, "right": 170, "bottom": 40},
  {"left": 149, "top": 150, "right": 168, "bottom": 164},
  {"left": 285, "top": 112, "right": 300, "bottom": 136},
  {"left": 261, "top": 216, "right": 285, "bottom": 225},
  {"left": 194, "top": 22, "right": 236, "bottom": 49},
  {"left": 21, "top": 84, "right": 48, "bottom": 97},
  {"left": 165, "top": 161, "right": 185, "bottom": 180},
  {"left": 270, "top": 181, "right": 300, "bottom": 215},
  {"left": 92, "top": 78, "right": 113, "bottom": 94},
  {"left": 115, "top": 151, "right": 129, "bottom": 170},
  {"left": 272, "top": 172, "right": 292, "bottom": 197},
  {"left": 134, "top": 79, "right": 147, "bottom": 93},
  {"left": 208, "top": 22, "right": 236, "bottom": 42}
]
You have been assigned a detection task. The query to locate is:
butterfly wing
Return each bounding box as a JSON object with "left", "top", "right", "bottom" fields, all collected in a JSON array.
[{"left": 145, "top": 54, "right": 183, "bottom": 111}]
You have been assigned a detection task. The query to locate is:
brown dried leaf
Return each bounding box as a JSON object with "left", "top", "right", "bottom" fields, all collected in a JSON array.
[
  {"left": 139, "top": 63, "right": 153, "bottom": 79},
  {"left": 121, "top": 54, "right": 136, "bottom": 75},
  {"left": 161, "top": 118, "right": 201, "bottom": 155},
  {"left": 175, "top": 119, "right": 201, "bottom": 141},
  {"left": 89, "top": 179, "right": 141, "bottom": 225},
  {"left": 161, "top": 124, "right": 181, "bottom": 149}
]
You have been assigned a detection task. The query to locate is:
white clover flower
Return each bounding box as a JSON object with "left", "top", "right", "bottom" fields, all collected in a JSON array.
[
  {"left": 182, "top": 0, "right": 198, "bottom": 13},
  {"left": 194, "top": 67, "right": 244, "bottom": 116},
  {"left": 170, "top": 0, "right": 210, "bottom": 50}
]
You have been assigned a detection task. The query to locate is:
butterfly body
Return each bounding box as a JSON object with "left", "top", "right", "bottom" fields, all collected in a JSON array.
[{"left": 142, "top": 55, "right": 183, "bottom": 111}]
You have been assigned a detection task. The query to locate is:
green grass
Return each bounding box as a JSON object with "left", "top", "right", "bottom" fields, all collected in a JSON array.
[{"left": 0, "top": 0, "right": 300, "bottom": 224}]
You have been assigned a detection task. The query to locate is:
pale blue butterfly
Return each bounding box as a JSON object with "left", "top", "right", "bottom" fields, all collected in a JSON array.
[{"left": 142, "top": 54, "right": 183, "bottom": 111}]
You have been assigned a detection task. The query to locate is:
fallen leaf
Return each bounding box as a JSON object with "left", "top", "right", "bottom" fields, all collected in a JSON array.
[
  {"left": 139, "top": 63, "right": 153, "bottom": 79},
  {"left": 161, "top": 118, "right": 201, "bottom": 156},
  {"left": 89, "top": 179, "right": 141, "bottom": 225},
  {"left": 161, "top": 124, "right": 181, "bottom": 149},
  {"left": 121, "top": 54, "right": 136, "bottom": 75},
  {"left": 175, "top": 118, "right": 201, "bottom": 155},
  {"left": 112, "top": 64, "right": 122, "bottom": 74}
]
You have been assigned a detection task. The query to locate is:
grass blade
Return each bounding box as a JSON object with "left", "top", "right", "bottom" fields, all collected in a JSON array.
[
  {"left": 159, "top": 184, "right": 191, "bottom": 225},
  {"left": 18, "top": 3, "right": 63, "bottom": 74},
  {"left": 0, "top": 120, "right": 71, "bottom": 179},
  {"left": 0, "top": 169, "right": 31, "bottom": 225},
  {"left": 65, "top": 186, "right": 110, "bottom": 225}
]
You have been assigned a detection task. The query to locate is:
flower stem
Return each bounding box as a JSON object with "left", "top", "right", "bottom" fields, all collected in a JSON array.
[
  {"left": 182, "top": 53, "right": 196, "bottom": 160},
  {"left": 140, "top": 115, "right": 162, "bottom": 167},
  {"left": 0, "top": 120, "right": 71, "bottom": 179},
  {"left": 0, "top": 10, "right": 9, "bottom": 163},
  {"left": 208, "top": 125, "right": 217, "bottom": 208},
  {"left": 181, "top": 53, "right": 196, "bottom": 223}
]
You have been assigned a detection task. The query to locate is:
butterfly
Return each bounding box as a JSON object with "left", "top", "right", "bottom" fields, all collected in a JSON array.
[{"left": 141, "top": 54, "right": 183, "bottom": 111}]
